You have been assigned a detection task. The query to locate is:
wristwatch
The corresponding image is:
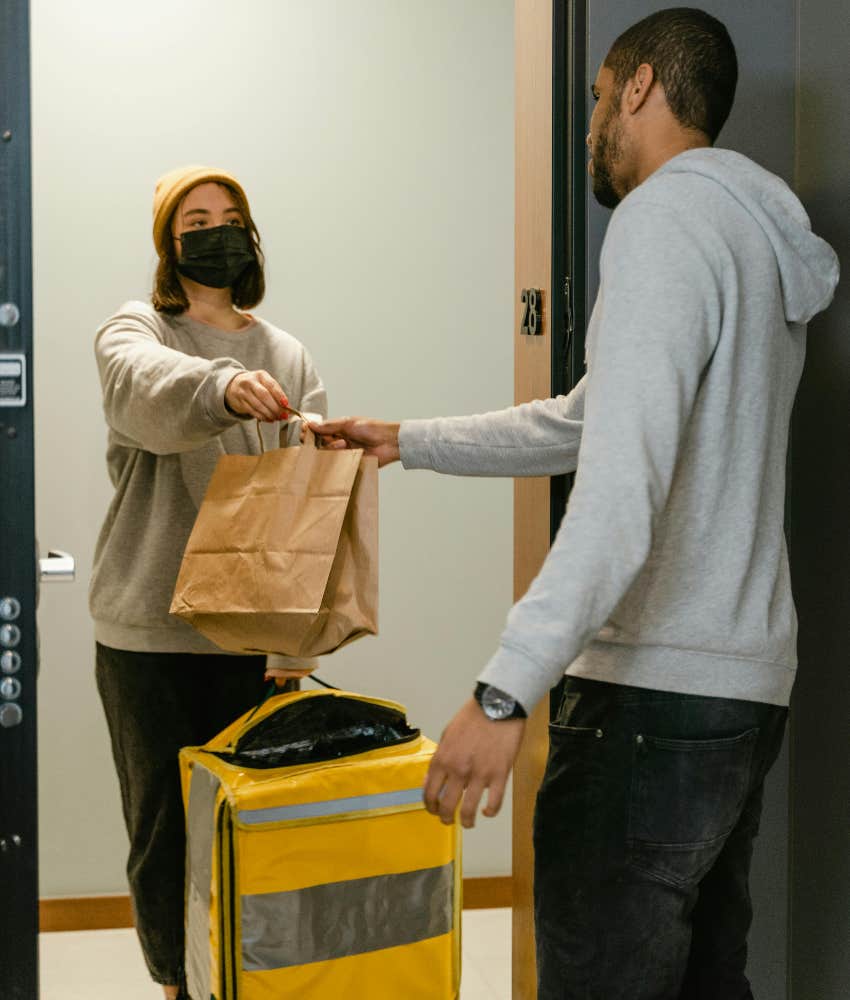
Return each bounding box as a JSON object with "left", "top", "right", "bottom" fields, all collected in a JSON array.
[{"left": 474, "top": 683, "right": 527, "bottom": 721}]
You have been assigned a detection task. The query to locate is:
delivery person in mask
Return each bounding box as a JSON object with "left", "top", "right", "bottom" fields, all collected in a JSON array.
[{"left": 89, "top": 166, "right": 327, "bottom": 1000}]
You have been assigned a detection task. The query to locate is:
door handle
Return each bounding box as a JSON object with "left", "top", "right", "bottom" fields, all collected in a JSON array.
[{"left": 38, "top": 549, "right": 75, "bottom": 582}]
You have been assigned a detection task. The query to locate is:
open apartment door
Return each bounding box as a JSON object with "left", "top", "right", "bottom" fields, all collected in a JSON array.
[
  {"left": 0, "top": 3, "right": 77, "bottom": 995},
  {"left": 0, "top": 1, "right": 39, "bottom": 997}
]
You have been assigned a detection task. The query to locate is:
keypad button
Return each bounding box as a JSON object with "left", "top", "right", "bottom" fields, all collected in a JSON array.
[
  {"left": 0, "top": 624, "right": 21, "bottom": 648},
  {"left": 0, "top": 703, "right": 22, "bottom": 728},
  {"left": 0, "top": 677, "right": 21, "bottom": 700},
  {"left": 0, "top": 597, "right": 21, "bottom": 621},
  {"left": 0, "top": 651, "right": 21, "bottom": 674}
]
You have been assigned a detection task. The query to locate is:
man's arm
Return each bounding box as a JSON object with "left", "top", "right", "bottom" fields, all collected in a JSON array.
[
  {"left": 425, "top": 200, "right": 721, "bottom": 823},
  {"left": 399, "top": 377, "right": 586, "bottom": 477},
  {"left": 478, "top": 202, "right": 720, "bottom": 709},
  {"left": 312, "top": 376, "right": 586, "bottom": 477}
]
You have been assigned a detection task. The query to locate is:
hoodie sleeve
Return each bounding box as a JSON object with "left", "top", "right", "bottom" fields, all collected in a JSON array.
[
  {"left": 95, "top": 304, "right": 246, "bottom": 455},
  {"left": 397, "top": 377, "right": 586, "bottom": 477},
  {"left": 478, "top": 201, "right": 722, "bottom": 711}
]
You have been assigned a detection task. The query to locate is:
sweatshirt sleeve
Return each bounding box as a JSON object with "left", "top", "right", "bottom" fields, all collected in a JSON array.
[
  {"left": 397, "top": 377, "right": 586, "bottom": 477},
  {"left": 282, "top": 344, "right": 328, "bottom": 447},
  {"left": 478, "top": 201, "right": 722, "bottom": 711},
  {"left": 95, "top": 304, "right": 246, "bottom": 455},
  {"left": 298, "top": 347, "right": 328, "bottom": 420}
]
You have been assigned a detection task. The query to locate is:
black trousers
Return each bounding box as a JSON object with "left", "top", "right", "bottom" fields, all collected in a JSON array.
[
  {"left": 534, "top": 676, "right": 788, "bottom": 1000},
  {"left": 95, "top": 643, "right": 271, "bottom": 986}
]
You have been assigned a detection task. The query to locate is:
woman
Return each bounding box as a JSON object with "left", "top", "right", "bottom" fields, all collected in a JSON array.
[{"left": 89, "top": 166, "right": 327, "bottom": 1000}]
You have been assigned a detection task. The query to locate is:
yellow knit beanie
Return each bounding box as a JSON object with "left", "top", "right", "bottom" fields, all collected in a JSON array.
[{"left": 152, "top": 165, "right": 249, "bottom": 253}]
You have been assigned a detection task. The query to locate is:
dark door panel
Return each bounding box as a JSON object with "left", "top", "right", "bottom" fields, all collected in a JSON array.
[{"left": 0, "top": 1, "right": 38, "bottom": 998}]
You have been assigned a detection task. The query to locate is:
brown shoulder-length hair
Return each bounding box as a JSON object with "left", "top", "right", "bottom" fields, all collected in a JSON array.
[{"left": 151, "top": 182, "right": 265, "bottom": 315}]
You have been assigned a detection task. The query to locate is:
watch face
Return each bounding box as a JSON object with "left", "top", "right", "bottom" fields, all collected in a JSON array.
[{"left": 481, "top": 686, "right": 517, "bottom": 720}]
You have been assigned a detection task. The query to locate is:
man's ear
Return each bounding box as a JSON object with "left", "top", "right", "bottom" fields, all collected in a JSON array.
[{"left": 624, "top": 62, "right": 655, "bottom": 115}]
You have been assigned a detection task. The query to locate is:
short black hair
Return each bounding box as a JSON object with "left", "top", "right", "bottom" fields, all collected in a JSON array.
[{"left": 605, "top": 7, "right": 738, "bottom": 143}]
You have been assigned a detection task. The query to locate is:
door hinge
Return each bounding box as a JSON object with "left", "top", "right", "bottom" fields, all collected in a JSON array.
[{"left": 564, "top": 276, "right": 573, "bottom": 336}]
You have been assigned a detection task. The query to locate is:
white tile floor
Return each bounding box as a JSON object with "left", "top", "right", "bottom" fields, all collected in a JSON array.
[{"left": 39, "top": 907, "right": 511, "bottom": 1000}]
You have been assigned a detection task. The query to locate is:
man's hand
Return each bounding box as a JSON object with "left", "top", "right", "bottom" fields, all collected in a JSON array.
[
  {"left": 310, "top": 418, "right": 401, "bottom": 467},
  {"left": 225, "top": 370, "right": 290, "bottom": 423},
  {"left": 423, "top": 698, "right": 526, "bottom": 829}
]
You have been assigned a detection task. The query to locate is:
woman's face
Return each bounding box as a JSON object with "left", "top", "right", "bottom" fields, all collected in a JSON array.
[{"left": 171, "top": 181, "right": 245, "bottom": 249}]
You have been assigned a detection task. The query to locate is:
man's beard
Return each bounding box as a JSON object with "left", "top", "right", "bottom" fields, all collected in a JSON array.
[{"left": 591, "top": 106, "right": 624, "bottom": 208}]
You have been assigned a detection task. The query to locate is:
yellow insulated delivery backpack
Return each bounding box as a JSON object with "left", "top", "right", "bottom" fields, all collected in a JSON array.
[{"left": 180, "top": 688, "right": 461, "bottom": 999}]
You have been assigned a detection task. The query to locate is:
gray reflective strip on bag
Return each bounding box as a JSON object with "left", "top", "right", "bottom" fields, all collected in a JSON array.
[
  {"left": 238, "top": 786, "right": 423, "bottom": 825},
  {"left": 185, "top": 764, "right": 221, "bottom": 1000},
  {"left": 241, "top": 862, "right": 455, "bottom": 971}
]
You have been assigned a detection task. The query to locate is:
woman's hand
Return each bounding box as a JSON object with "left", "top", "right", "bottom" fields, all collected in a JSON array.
[
  {"left": 225, "top": 370, "right": 289, "bottom": 422},
  {"left": 310, "top": 418, "right": 401, "bottom": 467}
]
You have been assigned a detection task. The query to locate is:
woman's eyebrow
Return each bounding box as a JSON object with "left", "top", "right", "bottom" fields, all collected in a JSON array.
[{"left": 183, "top": 208, "right": 210, "bottom": 218}]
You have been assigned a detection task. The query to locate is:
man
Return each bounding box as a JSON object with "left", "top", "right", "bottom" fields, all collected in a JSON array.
[{"left": 314, "top": 8, "right": 838, "bottom": 999}]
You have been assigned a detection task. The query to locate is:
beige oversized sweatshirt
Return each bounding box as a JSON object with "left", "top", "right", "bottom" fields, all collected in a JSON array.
[{"left": 89, "top": 300, "right": 328, "bottom": 656}]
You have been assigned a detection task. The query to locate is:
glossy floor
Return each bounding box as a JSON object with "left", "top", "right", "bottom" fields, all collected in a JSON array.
[{"left": 39, "top": 906, "right": 511, "bottom": 1000}]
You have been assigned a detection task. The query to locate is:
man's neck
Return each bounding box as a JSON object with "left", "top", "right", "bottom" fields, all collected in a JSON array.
[{"left": 629, "top": 130, "right": 710, "bottom": 194}]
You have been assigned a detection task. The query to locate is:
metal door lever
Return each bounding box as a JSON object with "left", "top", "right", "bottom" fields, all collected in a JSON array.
[{"left": 38, "top": 549, "right": 75, "bottom": 582}]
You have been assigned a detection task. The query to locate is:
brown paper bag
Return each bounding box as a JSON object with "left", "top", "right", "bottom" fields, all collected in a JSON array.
[{"left": 170, "top": 426, "right": 378, "bottom": 657}]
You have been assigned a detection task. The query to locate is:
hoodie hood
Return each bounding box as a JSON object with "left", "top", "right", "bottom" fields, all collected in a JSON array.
[{"left": 655, "top": 148, "right": 839, "bottom": 325}]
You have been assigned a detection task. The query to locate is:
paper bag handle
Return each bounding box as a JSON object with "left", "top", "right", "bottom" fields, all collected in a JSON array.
[{"left": 254, "top": 405, "right": 316, "bottom": 453}]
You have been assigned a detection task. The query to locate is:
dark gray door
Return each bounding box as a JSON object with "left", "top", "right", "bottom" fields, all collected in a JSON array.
[
  {"left": 789, "top": 2, "right": 850, "bottom": 996},
  {"left": 0, "top": 1, "right": 38, "bottom": 997}
]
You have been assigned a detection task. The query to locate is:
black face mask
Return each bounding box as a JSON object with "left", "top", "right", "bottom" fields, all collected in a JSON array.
[{"left": 177, "top": 225, "right": 255, "bottom": 289}]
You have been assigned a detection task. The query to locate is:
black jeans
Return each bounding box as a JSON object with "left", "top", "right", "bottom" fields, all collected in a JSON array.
[
  {"left": 95, "top": 643, "right": 271, "bottom": 986},
  {"left": 534, "top": 676, "right": 788, "bottom": 1000}
]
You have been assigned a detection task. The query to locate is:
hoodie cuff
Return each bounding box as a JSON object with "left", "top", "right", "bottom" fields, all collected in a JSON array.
[
  {"left": 477, "top": 643, "right": 559, "bottom": 716},
  {"left": 398, "top": 418, "right": 437, "bottom": 470}
]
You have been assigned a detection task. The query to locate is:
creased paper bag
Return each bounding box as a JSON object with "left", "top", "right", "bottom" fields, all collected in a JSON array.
[{"left": 170, "top": 429, "right": 378, "bottom": 657}]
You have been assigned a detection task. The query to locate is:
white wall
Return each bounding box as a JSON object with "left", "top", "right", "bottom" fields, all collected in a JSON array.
[{"left": 32, "top": 0, "right": 514, "bottom": 894}]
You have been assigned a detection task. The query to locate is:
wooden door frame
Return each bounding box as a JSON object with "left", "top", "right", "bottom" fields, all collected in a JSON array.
[
  {"left": 512, "top": 2, "right": 553, "bottom": 996},
  {"left": 512, "top": 2, "right": 586, "bottom": 996}
]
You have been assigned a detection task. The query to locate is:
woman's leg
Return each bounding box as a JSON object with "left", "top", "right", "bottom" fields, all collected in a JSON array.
[{"left": 95, "top": 643, "right": 267, "bottom": 992}]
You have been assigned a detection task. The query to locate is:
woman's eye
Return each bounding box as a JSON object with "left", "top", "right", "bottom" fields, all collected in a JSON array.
[{"left": 227, "top": 219, "right": 244, "bottom": 227}]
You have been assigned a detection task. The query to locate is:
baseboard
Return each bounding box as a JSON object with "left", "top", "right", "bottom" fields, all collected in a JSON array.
[
  {"left": 39, "top": 894, "right": 134, "bottom": 933},
  {"left": 463, "top": 875, "right": 513, "bottom": 909},
  {"left": 39, "top": 876, "right": 512, "bottom": 932}
]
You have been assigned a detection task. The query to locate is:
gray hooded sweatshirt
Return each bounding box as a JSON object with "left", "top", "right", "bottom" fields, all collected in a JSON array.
[{"left": 399, "top": 148, "right": 839, "bottom": 712}]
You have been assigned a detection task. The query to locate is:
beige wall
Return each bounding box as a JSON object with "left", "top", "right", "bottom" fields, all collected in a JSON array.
[{"left": 32, "top": 0, "right": 514, "bottom": 894}]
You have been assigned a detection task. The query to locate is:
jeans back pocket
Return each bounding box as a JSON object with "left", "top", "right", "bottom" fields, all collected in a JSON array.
[{"left": 627, "top": 727, "right": 758, "bottom": 888}]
